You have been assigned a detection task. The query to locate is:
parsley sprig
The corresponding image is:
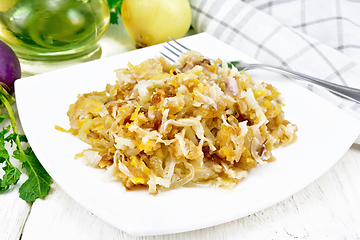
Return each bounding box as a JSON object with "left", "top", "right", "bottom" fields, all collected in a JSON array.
[
  {"left": 107, "top": 0, "right": 124, "bottom": 24},
  {"left": 0, "top": 86, "right": 51, "bottom": 202}
]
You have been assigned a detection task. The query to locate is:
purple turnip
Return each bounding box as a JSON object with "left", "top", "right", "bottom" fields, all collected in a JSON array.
[{"left": 0, "top": 40, "right": 21, "bottom": 93}]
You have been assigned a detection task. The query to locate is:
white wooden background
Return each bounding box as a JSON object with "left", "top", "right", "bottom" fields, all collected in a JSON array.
[{"left": 1, "top": 23, "right": 360, "bottom": 240}]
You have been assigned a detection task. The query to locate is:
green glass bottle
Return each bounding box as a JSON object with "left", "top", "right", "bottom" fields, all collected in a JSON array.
[{"left": 0, "top": 0, "right": 110, "bottom": 74}]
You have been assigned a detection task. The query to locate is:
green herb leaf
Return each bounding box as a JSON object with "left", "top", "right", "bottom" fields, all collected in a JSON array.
[
  {"left": 0, "top": 161, "right": 21, "bottom": 193},
  {"left": 14, "top": 147, "right": 52, "bottom": 202},
  {"left": 0, "top": 123, "right": 21, "bottom": 193},
  {"left": 107, "top": 0, "right": 123, "bottom": 24},
  {"left": 0, "top": 86, "right": 52, "bottom": 202},
  {"left": 0, "top": 113, "right": 6, "bottom": 123},
  {"left": 107, "top": 0, "right": 123, "bottom": 9},
  {"left": 228, "top": 61, "right": 245, "bottom": 71},
  {"left": 5, "top": 133, "right": 27, "bottom": 147},
  {"left": 0, "top": 125, "right": 10, "bottom": 164},
  {"left": 110, "top": 11, "right": 119, "bottom": 25}
]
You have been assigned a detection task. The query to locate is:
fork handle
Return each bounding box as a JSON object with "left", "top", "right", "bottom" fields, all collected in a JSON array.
[{"left": 245, "top": 64, "right": 360, "bottom": 103}]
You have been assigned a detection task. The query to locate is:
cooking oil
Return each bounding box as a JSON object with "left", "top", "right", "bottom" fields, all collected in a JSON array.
[{"left": 0, "top": 0, "right": 110, "bottom": 74}]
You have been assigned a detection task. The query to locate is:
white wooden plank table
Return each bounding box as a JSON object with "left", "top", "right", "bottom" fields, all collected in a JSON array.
[{"left": 1, "top": 23, "right": 360, "bottom": 240}]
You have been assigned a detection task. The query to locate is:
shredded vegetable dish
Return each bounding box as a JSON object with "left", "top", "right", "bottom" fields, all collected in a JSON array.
[{"left": 65, "top": 51, "right": 297, "bottom": 195}]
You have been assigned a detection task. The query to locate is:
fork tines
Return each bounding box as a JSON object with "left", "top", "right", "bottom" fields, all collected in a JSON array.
[
  {"left": 168, "top": 37, "right": 190, "bottom": 51},
  {"left": 161, "top": 37, "right": 191, "bottom": 63}
]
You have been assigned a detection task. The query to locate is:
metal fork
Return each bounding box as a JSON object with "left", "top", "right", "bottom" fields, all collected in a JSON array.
[{"left": 161, "top": 38, "right": 360, "bottom": 104}]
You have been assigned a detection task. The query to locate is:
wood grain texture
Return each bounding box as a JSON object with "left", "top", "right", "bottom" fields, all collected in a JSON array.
[
  {"left": 0, "top": 185, "right": 31, "bottom": 240},
  {"left": 0, "top": 110, "right": 31, "bottom": 240},
  {"left": 20, "top": 145, "right": 360, "bottom": 240}
]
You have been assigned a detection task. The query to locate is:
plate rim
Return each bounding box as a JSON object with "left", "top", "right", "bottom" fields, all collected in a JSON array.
[{"left": 14, "top": 32, "right": 360, "bottom": 236}]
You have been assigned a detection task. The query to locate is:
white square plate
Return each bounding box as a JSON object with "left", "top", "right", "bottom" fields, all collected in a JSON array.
[{"left": 15, "top": 32, "right": 360, "bottom": 236}]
